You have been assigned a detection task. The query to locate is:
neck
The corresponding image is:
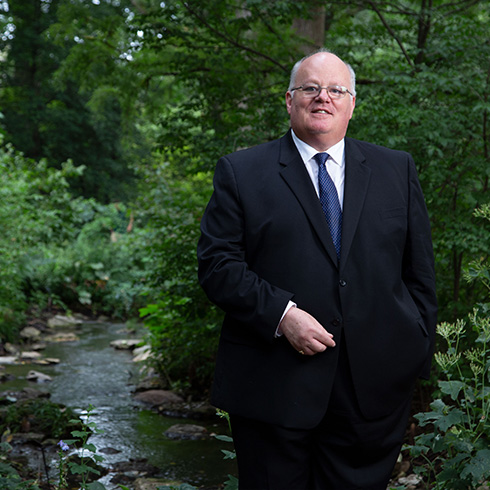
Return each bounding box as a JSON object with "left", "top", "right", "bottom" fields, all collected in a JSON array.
[{"left": 291, "top": 129, "right": 343, "bottom": 153}]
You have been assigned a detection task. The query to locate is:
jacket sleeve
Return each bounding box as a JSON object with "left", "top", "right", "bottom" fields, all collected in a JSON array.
[
  {"left": 197, "top": 156, "right": 294, "bottom": 343},
  {"left": 403, "top": 156, "right": 438, "bottom": 378}
]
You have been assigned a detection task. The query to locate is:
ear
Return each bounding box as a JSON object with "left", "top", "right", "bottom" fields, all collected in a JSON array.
[
  {"left": 285, "top": 91, "right": 293, "bottom": 115},
  {"left": 348, "top": 96, "right": 356, "bottom": 119}
]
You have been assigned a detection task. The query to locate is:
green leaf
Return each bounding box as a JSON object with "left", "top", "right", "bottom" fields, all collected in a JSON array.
[
  {"left": 439, "top": 380, "right": 465, "bottom": 400},
  {"left": 214, "top": 434, "right": 233, "bottom": 442},
  {"left": 83, "top": 443, "right": 98, "bottom": 453},
  {"left": 460, "top": 449, "right": 490, "bottom": 482},
  {"left": 87, "top": 482, "right": 107, "bottom": 490},
  {"left": 69, "top": 463, "right": 89, "bottom": 475},
  {"left": 223, "top": 475, "right": 239, "bottom": 490},
  {"left": 71, "top": 430, "right": 88, "bottom": 438}
]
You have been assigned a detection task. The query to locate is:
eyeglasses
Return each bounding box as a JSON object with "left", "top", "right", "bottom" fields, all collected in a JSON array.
[{"left": 290, "top": 84, "right": 353, "bottom": 99}]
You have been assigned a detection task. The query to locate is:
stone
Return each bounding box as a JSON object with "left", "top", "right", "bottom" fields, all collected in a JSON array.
[
  {"left": 30, "top": 343, "right": 47, "bottom": 351},
  {"left": 20, "top": 351, "right": 42, "bottom": 360},
  {"left": 47, "top": 315, "right": 82, "bottom": 328},
  {"left": 18, "top": 387, "right": 50, "bottom": 399},
  {"left": 164, "top": 423, "right": 208, "bottom": 440},
  {"left": 44, "top": 332, "right": 79, "bottom": 342},
  {"left": 110, "top": 339, "right": 143, "bottom": 350},
  {"left": 12, "top": 432, "right": 45, "bottom": 443},
  {"left": 99, "top": 447, "right": 122, "bottom": 454},
  {"left": 133, "top": 389, "right": 184, "bottom": 408},
  {"left": 34, "top": 357, "right": 60, "bottom": 365},
  {"left": 20, "top": 326, "right": 41, "bottom": 340},
  {"left": 4, "top": 342, "right": 18, "bottom": 354},
  {"left": 133, "top": 375, "right": 166, "bottom": 392},
  {"left": 181, "top": 401, "right": 217, "bottom": 420},
  {"left": 26, "top": 370, "right": 52, "bottom": 383},
  {"left": 0, "top": 356, "right": 18, "bottom": 365},
  {"left": 397, "top": 474, "right": 423, "bottom": 486},
  {"left": 0, "top": 371, "right": 13, "bottom": 382},
  {"left": 132, "top": 344, "right": 152, "bottom": 362}
]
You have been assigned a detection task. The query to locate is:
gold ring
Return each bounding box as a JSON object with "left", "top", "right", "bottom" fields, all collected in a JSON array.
[{"left": 298, "top": 350, "right": 305, "bottom": 355}]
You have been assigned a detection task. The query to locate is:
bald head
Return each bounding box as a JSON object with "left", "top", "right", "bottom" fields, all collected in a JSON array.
[{"left": 285, "top": 51, "right": 356, "bottom": 151}]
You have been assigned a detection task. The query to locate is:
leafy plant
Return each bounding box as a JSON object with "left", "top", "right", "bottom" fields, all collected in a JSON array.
[
  {"left": 214, "top": 410, "right": 238, "bottom": 490},
  {"left": 137, "top": 161, "right": 222, "bottom": 394},
  {"left": 0, "top": 441, "right": 41, "bottom": 490},
  {"left": 409, "top": 205, "right": 490, "bottom": 489},
  {"left": 61, "top": 405, "right": 106, "bottom": 490},
  {"left": 0, "top": 399, "right": 78, "bottom": 439}
]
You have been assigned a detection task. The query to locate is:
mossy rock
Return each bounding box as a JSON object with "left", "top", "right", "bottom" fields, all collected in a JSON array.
[{"left": 0, "top": 398, "right": 79, "bottom": 439}]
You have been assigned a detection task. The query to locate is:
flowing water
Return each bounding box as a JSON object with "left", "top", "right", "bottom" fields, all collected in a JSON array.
[{"left": 1, "top": 321, "right": 237, "bottom": 488}]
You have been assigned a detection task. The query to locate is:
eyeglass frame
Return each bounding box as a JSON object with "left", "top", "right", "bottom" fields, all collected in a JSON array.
[{"left": 290, "top": 84, "right": 354, "bottom": 99}]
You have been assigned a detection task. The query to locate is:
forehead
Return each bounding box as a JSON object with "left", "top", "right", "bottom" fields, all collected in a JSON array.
[{"left": 296, "top": 53, "right": 350, "bottom": 85}]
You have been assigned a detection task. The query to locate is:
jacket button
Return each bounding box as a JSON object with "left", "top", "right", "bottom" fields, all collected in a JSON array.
[
  {"left": 339, "top": 279, "right": 347, "bottom": 287},
  {"left": 331, "top": 318, "right": 341, "bottom": 326}
]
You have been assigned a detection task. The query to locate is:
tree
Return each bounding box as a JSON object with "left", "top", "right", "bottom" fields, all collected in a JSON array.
[{"left": 0, "top": 0, "right": 137, "bottom": 202}]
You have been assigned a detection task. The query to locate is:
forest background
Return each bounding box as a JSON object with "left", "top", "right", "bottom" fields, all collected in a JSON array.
[{"left": 0, "top": 0, "right": 489, "bottom": 404}]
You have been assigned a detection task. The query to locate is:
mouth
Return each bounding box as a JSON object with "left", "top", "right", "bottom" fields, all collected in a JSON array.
[{"left": 312, "top": 109, "right": 331, "bottom": 115}]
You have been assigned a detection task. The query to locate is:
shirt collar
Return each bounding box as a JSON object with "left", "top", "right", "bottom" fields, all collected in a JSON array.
[{"left": 291, "top": 130, "right": 345, "bottom": 167}]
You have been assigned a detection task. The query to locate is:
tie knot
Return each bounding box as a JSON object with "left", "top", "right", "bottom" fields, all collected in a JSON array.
[{"left": 314, "top": 152, "right": 329, "bottom": 166}]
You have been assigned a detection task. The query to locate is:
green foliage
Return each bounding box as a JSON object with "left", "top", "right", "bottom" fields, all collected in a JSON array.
[
  {"left": 213, "top": 410, "right": 238, "bottom": 489},
  {"left": 410, "top": 312, "right": 490, "bottom": 489},
  {"left": 0, "top": 442, "right": 41, "bottom": 490},
  {"left": 61, "top": 405, "right": 106, "bottom": 490},
  {"left": 137, "top": 157, "right": 222, "bottom": 393},
  {"left": 21, "top": 201, "right": 147, "bottom": 318},
  {"left": 0, "top": 0, "right": 138, "bottom": 202},
  {"left": 134, "top": 0, "right": 312, "bottom": 168},
  {"left": 0, "top": 142, "right": 83, "bottom": 340},
  {"left": 409, "top": 206, "right": 490, "bottom": 488},
  {"left": 0, "top": 405, "right": 107, "bottom": 490},
  {"left": 0, "top": 398, "right": 78, "bottom": 439},
  {"left": 0, "top": 141, "right": 147, "bottom": 342}
]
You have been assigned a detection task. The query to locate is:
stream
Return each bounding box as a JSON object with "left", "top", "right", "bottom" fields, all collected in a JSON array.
[{"left": 1, "top": 321, "right": 237, "bottom": 488}]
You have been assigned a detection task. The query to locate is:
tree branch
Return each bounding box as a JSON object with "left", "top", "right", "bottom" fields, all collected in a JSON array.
[
  {"left": 182, "top": 2, "right": 290, "bottom": 72},
  {"left": 367, "top": 0, "right": 415, "bottom": 70}
]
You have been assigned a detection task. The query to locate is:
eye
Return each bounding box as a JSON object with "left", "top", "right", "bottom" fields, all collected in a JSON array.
[
  {"left": 302, "top": 85, "right": 319, "bottom": 93},
  {"left": 329, "top": 87, "right": 343, "bottom": 96}
]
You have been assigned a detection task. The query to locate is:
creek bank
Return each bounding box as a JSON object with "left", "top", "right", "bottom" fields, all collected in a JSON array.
[{"left": 0, "top": 314, "right": 235, "bottom": 489}]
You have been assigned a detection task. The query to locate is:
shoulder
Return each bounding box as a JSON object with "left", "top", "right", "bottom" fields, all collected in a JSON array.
[
  {"left": 346, "top": 137, "right": 412, "bottom": 163},
  {"left": 221, "top": 133, "right": 289, "bottom": 167}
]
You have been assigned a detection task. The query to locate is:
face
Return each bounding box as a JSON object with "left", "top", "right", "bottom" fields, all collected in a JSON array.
[{"left": 286, "top": 52, "right": 356, "bottom": 151}]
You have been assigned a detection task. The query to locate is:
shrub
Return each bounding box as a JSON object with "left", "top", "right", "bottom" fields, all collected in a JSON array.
[
  {"left": 409, "top": 205, "right": 490, "bottom": 489},
  {"left": 0, "top": 398, "right": 79, "bottom": 439},
  {"left": 137, "top": 158, "right": 222, "bottom": 395}
]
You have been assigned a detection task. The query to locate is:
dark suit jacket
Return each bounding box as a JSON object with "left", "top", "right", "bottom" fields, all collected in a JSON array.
[{"left": 197, "top": 130, "right": 437, "bottom": 429}]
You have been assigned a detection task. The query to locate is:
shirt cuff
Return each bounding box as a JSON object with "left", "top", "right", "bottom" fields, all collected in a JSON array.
[{"left": 275, "top": 301, "right": 297, "bottom": 337}]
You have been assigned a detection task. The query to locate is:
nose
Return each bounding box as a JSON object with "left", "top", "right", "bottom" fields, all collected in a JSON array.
[{"left": 317, "top": 87, "right": 331, "bottom": 101}]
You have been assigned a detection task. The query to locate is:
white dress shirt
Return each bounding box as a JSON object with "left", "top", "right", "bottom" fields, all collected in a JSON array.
[
  {"left": 290, "top": 129, "right": 345, "bottom": 209},
  {"left": 276, "top": 131, "right": 347, "bottom": 334}
]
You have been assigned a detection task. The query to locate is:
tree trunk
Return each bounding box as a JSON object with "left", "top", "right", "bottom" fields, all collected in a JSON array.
[{"left": 292, "top": 5, "right": 326, "bottom": 54}]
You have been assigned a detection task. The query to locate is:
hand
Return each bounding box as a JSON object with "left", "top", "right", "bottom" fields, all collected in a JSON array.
[{"left": 279, "top": 307, "right": 336, "bottom": 356}]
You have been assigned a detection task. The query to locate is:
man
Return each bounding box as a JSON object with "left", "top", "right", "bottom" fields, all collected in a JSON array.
[{"left": 197, "top": 50, "right": 437, "bottom": 489}]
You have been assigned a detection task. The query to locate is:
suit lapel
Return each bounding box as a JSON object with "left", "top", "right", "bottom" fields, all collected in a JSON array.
[
  {"left": 278, "top": 132, "right": 340, "bottom": 265},
  {"left": 340, "top": 138, "right": 371, "bottom": 269}
]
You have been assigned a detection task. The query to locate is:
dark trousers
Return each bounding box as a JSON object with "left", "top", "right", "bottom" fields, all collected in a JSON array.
[{"left": 229, "top": 340, "right": 412, "bottom": 490}]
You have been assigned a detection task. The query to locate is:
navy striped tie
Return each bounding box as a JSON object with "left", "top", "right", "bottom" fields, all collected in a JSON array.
[{"left": 314, "top": 152, "right": 342, "bottom": 260}]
